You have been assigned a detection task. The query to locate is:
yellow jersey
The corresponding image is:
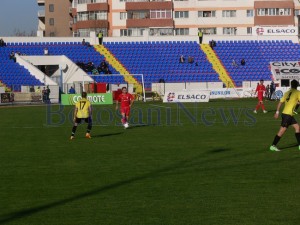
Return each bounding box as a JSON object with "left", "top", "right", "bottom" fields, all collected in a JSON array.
[
  {"left": 280, "top": 89, "right": 300, "bottom": 116},
  {"left": 75, "top": 98, "right": 91, "bottom": 118}
]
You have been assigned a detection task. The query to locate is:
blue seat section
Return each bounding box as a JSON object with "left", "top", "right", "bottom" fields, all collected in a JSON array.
[
  {"left": 104, "top": 41, "right": 220, "bottom": 88},
  {"left": 214, "top": 40, "right": 300, "bottom": 87},
  {"left": 0, "top": 42, "right": 121, "bottom": 91},
  {"left": 0, "top": 59, "right": 42, "bottom": 91}
]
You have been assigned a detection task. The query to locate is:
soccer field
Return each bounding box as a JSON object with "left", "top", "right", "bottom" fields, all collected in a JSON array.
[{"left": 1, "top": 99, "right": 300, "bottom": 225}]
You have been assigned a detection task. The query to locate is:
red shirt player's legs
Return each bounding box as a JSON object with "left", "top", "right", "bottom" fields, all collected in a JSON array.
[
  {"left": 120, "top": 107, "right": 130, "bottom": 124},
  {"left": 120, "top": 107, "right": 126, "bottom": 124},
  {"left": 255, "top": 96, "right": 266, "bottom": 111}
]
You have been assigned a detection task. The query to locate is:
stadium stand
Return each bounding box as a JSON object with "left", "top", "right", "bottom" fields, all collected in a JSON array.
[
  {"left": 104, "top": 41, "right": 220, "bottom": 88},
  {"left": 1, "top": 40, "right": 299, "bottom": 91},
  {"left": 213, "top": 40, "right": 299, "bottom": 87},
  {"left": 0, "top": 42, "right": 123, "bottom": 91}
]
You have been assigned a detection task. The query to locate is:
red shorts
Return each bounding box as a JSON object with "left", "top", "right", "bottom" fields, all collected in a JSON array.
[
  {"left": 258, "top": 95, "right": 264, "bottom": 102},
  {"left": 121, "top": 106, "right": 131, "bottom": 116}
]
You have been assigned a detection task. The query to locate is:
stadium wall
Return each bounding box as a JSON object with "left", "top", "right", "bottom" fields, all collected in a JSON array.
[{"left": 0, "top": 34, "right": 298, "bottom": 45}]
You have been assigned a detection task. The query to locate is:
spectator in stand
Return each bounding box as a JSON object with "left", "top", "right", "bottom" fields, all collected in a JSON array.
[
  {"left": 105, "top": 67, "right": 112, "bottom": 74},
  {"left": 69, "top": 86, "right": 76, "bottom": 94},
  {"left": 241, "top": 58, "right": 246, "bottom": 66},
  {"left": 0, "top": 38, "right": 6, "bottom": 47},
  {"left": 198, "top": 29, "right": 203, "bottom": 44},
  {"left": 82, "top": 39, "right": 91, "bottom": 47},
  {"left": 209, "top": 40, "right": 216, "bottom": 50},
  {"left": 9, "top": 51, "right": 16, "bottom": 62},
  {"left": 44, "top": 47, "right": 49, "bottom": 55},
  {"left": 232, "top": 59, "right": 238, "bottom": 67},
  {"left": 179, "top": 55, "right": 185, "bottom": 63},
  {"left": 97, "top": 30, "right": 103, "bottom": 45},
  {"left": 92, "top": 68, "right": 99, "bottom": 75},
  {"left": 188, "top": 56, "right": 194, "bottom": 63},
  {"left": 86, "top": 61, "right": 95, "bottom": 73}
]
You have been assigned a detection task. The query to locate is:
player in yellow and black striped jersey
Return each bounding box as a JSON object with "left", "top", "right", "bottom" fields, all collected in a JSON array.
[
  {"left": 70, "top": 92, "right": 92, "bottom": 140},
  {"left": 270, "top": 80, "right": 300, "bottom": 152}
]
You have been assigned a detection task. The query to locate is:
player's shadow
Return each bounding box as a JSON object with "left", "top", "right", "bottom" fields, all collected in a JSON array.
[
  {"left": 92, "top": 132, "right": 123, "bottom": 138},
  {"left": 126, "top": 124, "right": 148, "bottom": 129},
  {"left": 279, "top": 143, "right": 298, "bottom": 150}
]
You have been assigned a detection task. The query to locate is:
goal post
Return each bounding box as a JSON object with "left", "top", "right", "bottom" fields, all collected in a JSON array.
[{"left": 82, "top": 74, "right": 146, "bottom": 102}]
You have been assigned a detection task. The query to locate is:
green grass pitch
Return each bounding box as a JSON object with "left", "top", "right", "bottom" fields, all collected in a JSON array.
[{"left": 1, "top": 99, "right": 300, "bottom": 225}]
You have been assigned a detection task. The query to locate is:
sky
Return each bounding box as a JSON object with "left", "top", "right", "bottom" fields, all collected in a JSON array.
[{"left": 0, "top": 0, "right": 39, "bottom": 37}]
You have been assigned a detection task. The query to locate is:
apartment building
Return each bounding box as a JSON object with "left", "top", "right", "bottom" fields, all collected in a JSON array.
[
  {"left": 39, "top": 0, "right": 300, "bottom": 37},
  {"left": 38, "top": 0, "right": 73, "bottom": 37}
]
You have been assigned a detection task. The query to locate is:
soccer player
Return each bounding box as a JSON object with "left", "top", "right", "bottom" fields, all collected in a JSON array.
[
  {"left": 115, "top": 87, "right": 134, "bottom": 128},
  {"left": 270, "top": 80, "right": 300, "bottom": 152},
  {"left": 254, "top": 79, "right": 267, "bottom": 113},
  {"left": 70, "top": 92, "right": 92, "bottom": 140}
]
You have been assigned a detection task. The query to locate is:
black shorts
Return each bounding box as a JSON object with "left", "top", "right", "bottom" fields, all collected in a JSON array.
[
  {"left": 75, "top": 117, "right": 92, "bottom": 124},
  {"left": 281, "top": 114, "right": 297, "bottom": 128}
]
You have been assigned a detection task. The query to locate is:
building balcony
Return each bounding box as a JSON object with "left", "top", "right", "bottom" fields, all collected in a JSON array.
[
  {"left": 127, "top": 18, "right": 174, "bottom": 28},
  {"left": 126, "top": 1, "right": 172, "bottom": 11},
  {"left": 38, "top": 10, "right": 45, "bottom": 18},
  {"left": 87, "top": 2, "right": 108, "bottom": 11},
  {"left": 73, "top": 20, "right": 108, "bottom": 30},
  {"left": 37, "top": 0, "right": 45, "bottom": 6}
]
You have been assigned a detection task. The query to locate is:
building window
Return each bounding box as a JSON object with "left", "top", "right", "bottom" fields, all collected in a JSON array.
[
  {"left": 175, "top": 11, "right": 189, "bottom": 18},
  {"left": 150, "top": 28, "right": 173, "bottom": 36},
  {"left": 49, "top": 18, "right": 54, "bottom": 26},
  {"left": 198, "top": 11, "right": 216, "bottom": 17},
  {"left": 78, "top": 12, "right": 88, "bottom": 21},
  {"left": 120, "top": 12, "right": 127, "bottom": 20},
  {"left": 202, "top": 28, "right": 217, "bottom": 35},
  {"left": 175, "top": 28, "right": 189, "bottom": 35},
  {"left": 222, "top": 10, "right": 236, "bottom": 17},
  {"left": 120, "top": 28, "right": 145, "bottom": 37},
  {"left": 223, "top": 27, "right": 237, "bottom": 35},
  {"left": 150, "top": 10, "right": 172, "bottom": 19},
  {"left": 247, "top": 10, "right": 253, "bottom": 17},
  {"left": 50, "top": 32, "right": 55, "bottom": 37},
  {"left": 295, "top": 9, "right": 300, "bottom": 17},
  {"left": 247, "top": 27, "right": 252, "bottom": 35},
  {"left": 49, "top": 4, "right": 54, "bottom": 12},
  {"left": 95, "top": 11, "right": 107, "bottom": 20},
  {"left": 257, "top": 8, "right": 291, "bottom": 16},
  {"left": 128, "top": 11, "right": 149, "bottom": 19}
]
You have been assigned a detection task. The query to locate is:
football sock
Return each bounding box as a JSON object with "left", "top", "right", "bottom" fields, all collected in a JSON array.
[
  {"left": 87, "top": 123, "right": 92, "bottom": 133},
  {"left": 295, "top": 133, "right": 300, "bottom": 145},
  {"left": 261, "top": 104, "right": 265, "bottom": 111},
  {"left": 272, "top": 135, "right": 281, "bottom": 146},
  {"left": 255, "top": 104, "right": 261, "bottom": 111},
  {"left": 71, "top": 126, "right": 77, "bottom": 136}
]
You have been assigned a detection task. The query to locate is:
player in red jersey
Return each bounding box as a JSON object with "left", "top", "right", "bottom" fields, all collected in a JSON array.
[
  {"left": 254, "top": 79, "right": 267, "bottom": 113},
  {"left": 115, "top": 87, "right": 134, "bottom": 128}
]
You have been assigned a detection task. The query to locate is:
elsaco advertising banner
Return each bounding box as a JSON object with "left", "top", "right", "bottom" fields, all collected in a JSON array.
[
  {"left": 163, "top": 91, "right": 210, "bottom": 103},
  {"left": 61, "top": 93, "right": 113, "bottom": 105},
  {"left": 270, "top": 61, "right": 300, "bottom": 79},
  {"left": 253, "top": 26, "right": 298, "bottom": 36}
]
